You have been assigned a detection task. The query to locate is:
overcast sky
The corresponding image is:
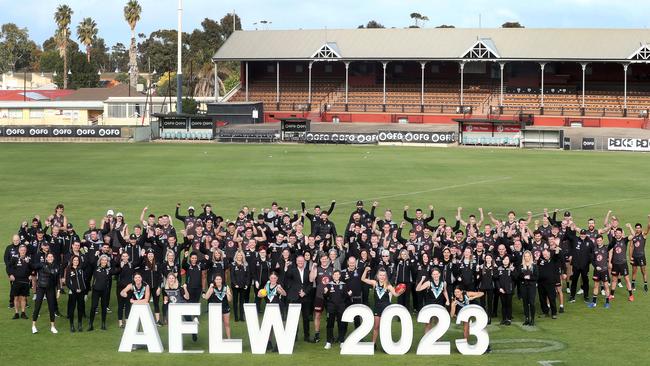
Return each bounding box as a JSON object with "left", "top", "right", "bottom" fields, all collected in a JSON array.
[{"left": 1, "top": 0, "right": 649, "bottom": 47}]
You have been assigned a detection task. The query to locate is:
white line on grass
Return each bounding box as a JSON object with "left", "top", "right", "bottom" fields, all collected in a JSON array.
[
  {"left": 336, "top": 176, "right": 513, "bottom": 206},
  {"left": 530, "top": 195, "right": 650, "bottom": 218},
  {"left": 490, "top": 339, "right": 566, "bottom": 354}
]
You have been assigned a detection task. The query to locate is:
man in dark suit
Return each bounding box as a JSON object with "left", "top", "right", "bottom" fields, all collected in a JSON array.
[{"left": 285, "top": 255, "right": 313, "bottom": 342}]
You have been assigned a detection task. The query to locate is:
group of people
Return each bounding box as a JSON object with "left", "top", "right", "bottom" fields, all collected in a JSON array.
[{"left": 4, "top": 201, "right": 648, "bottom": 351}]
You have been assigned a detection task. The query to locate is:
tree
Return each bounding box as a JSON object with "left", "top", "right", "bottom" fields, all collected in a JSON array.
[
  {"left": 357, "top": 20, "right": 385, "bottom": 29},
  {"left": 410, "top": 12, "right": 429, "bottom": 28},
  {"left": 436, "top": 24, "right": 455, "bottom": 28},
  {"left": 502, "top": 22, "right": 524, "bottom": 28},
  {"left": 54, "top": 4, "right": 73, "bottom": 88},
  {"left": 219, "top": 13, "right": 242, "bottom": 40},
  {"left": 89, "top": 37, "right": 109, "bottom": 72},
  {"left": 76, "top": 17, "right": 98, "bottom": 63},
  {"left": 0, "top": 23, "right": 38, "bottom": 73},
  {"left": 123, "top": 0, "right": 142, "bottom": 88},
  {"left": 110, "top": 42, "right": 129, "bottom": 72}
]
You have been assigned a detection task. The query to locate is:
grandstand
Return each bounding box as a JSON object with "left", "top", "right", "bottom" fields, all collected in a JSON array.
[{"left": 214, "top": 28, "right": 650, "bottom": 128}]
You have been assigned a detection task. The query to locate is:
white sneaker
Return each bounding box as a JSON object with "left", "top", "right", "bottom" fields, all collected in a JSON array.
[
  {"left": 32, "top": 294, "right": 37, "bottom": 301},
  {"left": 50, "top": 326, "right": 58, "bottom": 334},
  {"left": 601, "top": 289, "right": 606, "bottom": 296},
  {"left": 618, "top": 282, "right": 623, "bottom": 288},
  {"left": 577, "top": 289, "right": 584, "bottom": 295},
  {"left": 32, "top": 326, "right": 38, "bottom": 334},
  {"left": 566, "top": 288, "right": 570, "bottom": 294},
  {"left": 324, "top": 342, "right": 332, "bottom": 350}
]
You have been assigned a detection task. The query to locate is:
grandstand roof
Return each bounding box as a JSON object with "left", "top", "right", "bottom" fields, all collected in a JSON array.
[{"left": 213, "top": 28, "right": 650, "bottom": 62}]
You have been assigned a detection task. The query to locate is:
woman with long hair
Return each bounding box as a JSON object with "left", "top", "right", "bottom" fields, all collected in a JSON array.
[
  {"left": 30, "top": 252, "right": 60, "bottom": 334},
  {"left": 66, "top": 255, "right": 86, "bottom": 332},
  {"left": 140, "top": 249, "right": 163, "bottom": 325},
  {"left": 204, "top": 274, "right": 233, "bottom": 338},
  {"left": 450, "top": 286, "right": 484, "bottom": 341},
  {"left": 88, "top": 254, "right": 118, "bottom": 331},
  {"left": 361, "top": 265, "right": 402, "bottom": 346},
  {"left": 162, "top": 273, "right": 190, "bottom": 325},
  {"left": 257, "top": 271, "right": 287, "bottom": 352},
  {"left": 230, "top": 250, "right": 249, "bottom": 322},
  {"left": 478, "top": 253, "right": 497, "bottom": 324},
  {"left": 416, "top": 267, "right": 449, "bottom": 333},
  {"left": 519, "top": 250, "right": 539, "bottom": 326}
]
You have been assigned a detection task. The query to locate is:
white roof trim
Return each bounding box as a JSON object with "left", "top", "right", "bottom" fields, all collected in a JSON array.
[
  {"left": 461, "top": 38, "right": 500, "bottom": 59},
  {"left": 311, "top": 42, "right": 342, "bottom": 59},
  {"left": 628, "top": 43, "right": 650, "bottom": 60}
]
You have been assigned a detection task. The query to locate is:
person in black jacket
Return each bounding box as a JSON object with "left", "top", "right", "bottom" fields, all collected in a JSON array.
[
  {"left": 537, "top": 248, "right": 560, "bottom": 319},
  {"left": 496, "top": 256, "right": 517, "bottom": 325},
  {"left": 478, "top": 253, "right": 497, "bottom": 324},
  {"left": 5, "top": 234, "right": 22, "bottom": 309},
  {"left": 393, "top": 249, "right": 416, "bottom": 310},
  {"left": 230, "top": 250, "right": 250, "bottom": 322},
  {"left": 323, "top": 270, "right": 350, "bottom": 350},
  {"left": 88, "top": 254, "right": 118, "bottom": 331},
  {"left": 301, "top": 200, "right": 336, "bottom": 236},
  {"left": 285, "top": 255, "right": 313, "bottom": 342},
  {"left": 566, "top": 225, "right": 593, "bottom": 303},
  {"left": 519, "top": 251, "right": 539, "bottom": 326},
  {"left": 66, "top": 255, "right": 86, "bottom": 332},
  {"left": 115, "top": 252, "right": 136, "bottom": 328},
  {"left": 31, "top": 252, "right": 60, "bottom": 334},
  {"left": 139, "top": 249, "right": 162, "bottom": 325},
  {"left": 8, "top": 244, "right": 30, "bottom": 319}
]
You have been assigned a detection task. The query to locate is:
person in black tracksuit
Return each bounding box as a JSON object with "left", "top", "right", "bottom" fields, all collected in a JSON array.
[
  {"left": 301, "top": 200, "right": 336, "bottom": 236},
  {"left": 252, "top": 248, "right": 272, "bottom": 312},
  {"left": 31, "top": 252, "right": 60, "bottom": 333},
  {"left": 323, "top": 270, "right": 350, "bottom": 348},
  {"left": 496, "top": 256, "right": 517, "bottom": 325},
  {"left": 182, "top": 252, "right": 206, "bottom": 305},
  {"left": 519, "top": 251, "right": 539, "bottom": 326},
  {"left": 115, "top": 252, "right": 136, "bottom": 328},
  {"left": 566, "top": 227, "right": 593, "bottom": 302},
  {"left": 66, "top": 255, "right": 87, "bottom": 332},
  {"left": 88, "top": 254, "right": 118, "bottom": 331},
  {"left": 139, "top": 250, "right": 163, "bottom": 324},
  {"left": 537, "top": 248, "right": 560, "bottom": 318},
  {"left": 478, "top": 254, "right": 497, "bottom": 324},
  {"left": 4, "top": 235, "right": 22, "bottom": 309},
  {"left": 393, "top": 250, "right": 416, "bottom": 310},
  {"left": 7, "top": 244, "right": 30, "bottom": 319},
  {"left": 230, "top": 251, "right": 250, "bottom": 322}
]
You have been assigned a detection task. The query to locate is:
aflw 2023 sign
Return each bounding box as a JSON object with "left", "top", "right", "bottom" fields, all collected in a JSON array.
[{"left": 119, "top": 303, "right": 489, "bottom": 355}]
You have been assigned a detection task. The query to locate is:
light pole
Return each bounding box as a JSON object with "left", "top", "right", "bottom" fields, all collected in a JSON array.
[{"left": 176, "top": 0, "right": 183, "bottom": 114}]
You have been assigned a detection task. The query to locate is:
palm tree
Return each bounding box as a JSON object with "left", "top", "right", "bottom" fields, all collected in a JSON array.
[
  {"left": 76, "top": 17, "right": 98, "bottom": 63},
  {"left": 54, "top": 4, "right": 73, "bottom": 88},
  {"left": 123, "top": 0, "right": 142, "bottom": 88}
]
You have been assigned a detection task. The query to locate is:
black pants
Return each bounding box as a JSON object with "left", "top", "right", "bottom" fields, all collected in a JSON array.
[
  {"left": 89, "top": 288, "right": 110, "bottom": 324},
  {"left": 117, "top": 294, "right": 132, "bottom": 321},
  {"left": 68, "top": 292, "right": 85, "bottom": 325},
  {"left": 254, "top": 285, "right": 263, "bottom": 312},
  {"left": 151, "top": 290, "right": 160, "bottom": 313},
  {"left": 521, "top": 284, "right": 537, "bottom": 321},
  {"left": 479, "top": 289, "right": 494, "bottom": 321},
  {"left": 32, "top": 286, "right": 56, "bottom": 322},
  {"left": 294, "top": 300, "right": 311, "bottom": 338},
  {"left": 500, "top": 293, "right": 513, "bottom": 321},
  {"left": 361, "top": 284, "right": 370, "bottom": 305},
  {"left": 570, "top": 266, "right": 589, "bottom": 299},
  {"left": 9, "top": 281, "right": 15, "bottom": 306},
  {"left": 491, "top": 288, "right": 500, "bottom": 317},
  {"left": 232, "top": 287, "right": 246, "bottom": 321},
  {"left": 326, "top": 311, "right": 345, "bottom": 343},
  {"left": 538, "top": 281, "right": 557, "bottom": 315}
]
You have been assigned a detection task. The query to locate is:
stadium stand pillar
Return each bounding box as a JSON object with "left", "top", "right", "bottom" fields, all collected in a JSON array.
[
  {"left": 245, "top": 61, "right": 249, "bottom": 102},
  {"left": 276, "top": 61, "right": 280, "bottom": 105},
  {"left": 499, "top": 62, "right": 506, "bottom": 107},
  {"left": 539, "top": 62, "right": 546, "bottom": 115},
  {"left": 420, "top": 61, "right": 426, "bottom": 110},
  {"left": 580, "top": 62, "right": 588, "bottom": 115},
  {"left": 344, "top": 61, "right": 350, "bottom": 110},
  {"left": 459, "top": 61, "right": 465, "bottom": 106},
  {"left": 382, "top": 61, "right": 388, "bottom": 112},
  {"left": 623, "top": 63, "right": 628, "bottom": 114},
  {"left": 308, "top": 61, "right": 313, "bottom": 106}
]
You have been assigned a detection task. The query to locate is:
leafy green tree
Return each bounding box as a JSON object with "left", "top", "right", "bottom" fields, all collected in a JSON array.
[
  {"left": 54, "top": 4, "right": 73, "bottom": 88},
  {"left": 123, "top": 0, "right": 142, "bottom": 87},
  {"left": 76, "top": 17, "right": 98, "bottom": 63}
]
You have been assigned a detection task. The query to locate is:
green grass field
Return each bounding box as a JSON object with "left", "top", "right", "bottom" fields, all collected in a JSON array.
[{"left": 1, "top": 143, "right": 650, "bottom": 365}]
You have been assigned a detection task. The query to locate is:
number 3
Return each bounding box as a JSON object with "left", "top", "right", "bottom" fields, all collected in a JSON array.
[{"left": 454, "top": 304, "right": 489, "bottom": 355}]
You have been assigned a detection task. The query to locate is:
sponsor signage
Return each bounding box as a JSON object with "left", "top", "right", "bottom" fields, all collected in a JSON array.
[
  {"left": 582, "top": 137, "right": 595, "bottom": 150},
  {"left": 607, "top": 138, "right": 650, "bottom": 152},
  {"left": 305, "top": 132, "right": 377, "bottom": 144},
  {"left": 377, "top": 131, "right": 456, "bottom": 143},
  {"left": 0, "top": 126, "right": 122, "bottom": 138}
]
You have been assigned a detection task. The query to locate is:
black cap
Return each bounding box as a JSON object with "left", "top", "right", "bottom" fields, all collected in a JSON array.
[
  {"left": 66, "top": 223, "right": 73, "bottom": 229},
  {"left": 129, "top": 234, "right": 137, "bottom": 240},
  {"left": 580, "top": 229, "right": 587, "bottom": 235},
  {"left": 356, "top": 200, "right": 363, "bottom": 206},
  {"left": 36, "top": 228, "right": 44, "bottom": 234},
  {"left": 477, "top": 232, "right": 485, "bottom": 238},
  {"left": 564, "top": 211, "right": 571, "bottom": 217},
  {"left": 145, "top": 248, "right": 154, "bottom": 254}
]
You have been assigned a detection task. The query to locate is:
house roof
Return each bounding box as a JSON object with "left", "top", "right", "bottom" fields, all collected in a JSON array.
[
  {"left": 0, "top": 89, "right": 74, "bottom": 101},
  {"left": 58, "top": 84, "right": 141, "bottom": 101},
  {"left": 213, "top": 28, "right": 650, "bottom": 62}
]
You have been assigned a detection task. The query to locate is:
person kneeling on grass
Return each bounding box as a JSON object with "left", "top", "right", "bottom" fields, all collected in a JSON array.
[{"left": 450, "top": 286, "right": 489, "bottom": 353}]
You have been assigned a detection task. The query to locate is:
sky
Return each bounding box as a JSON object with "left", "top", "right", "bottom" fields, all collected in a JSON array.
[{"left": 1, "top": 0, "right": 650, "bottom": 48}]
